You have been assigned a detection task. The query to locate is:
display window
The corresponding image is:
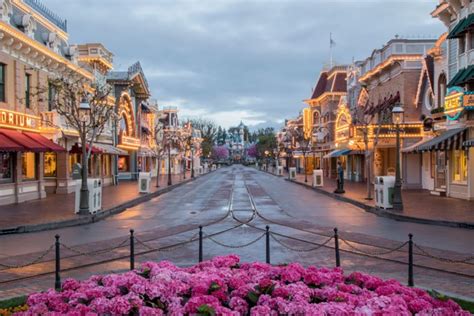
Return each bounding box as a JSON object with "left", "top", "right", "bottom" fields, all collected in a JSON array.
[
  {"left": 22, "top": 152, "right": 36, "bottom": 181},
  {"left": 452, "top": 150, "right": 468, "bottom": 184},
  {"left": 44, "top": 152, "right": 57, "bottom": 177},
  {"left": 0, "top": 152, "right": 13, "bottom": 183},
  {"left": 102, "top": 155, "right": 111, "bottom": 176},
  {"left": 69, "top": 153, "right": 79, "bottom": 174},
  {"left": 118, "top": 156, "right": 129, "bottom": 172}
]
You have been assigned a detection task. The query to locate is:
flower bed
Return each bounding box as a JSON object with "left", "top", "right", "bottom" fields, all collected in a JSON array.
[{"left": 17, "top": 255, "right": 468, "bottom": 315}]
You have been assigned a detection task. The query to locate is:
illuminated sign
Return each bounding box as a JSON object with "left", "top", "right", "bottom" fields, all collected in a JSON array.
[
  {"left": 463, "top": 92, "right": 474, "bottom": 108},
  {"left": 0, "top": 109, "right": 40, "bottom": 132},
  {"left": 355, "top": 124, "right": 423, "bottom": 139},
  {"left": 444, "top": 87, "right": 465, "bottom": 121},
  {"left": 119, "top": 135, "right": 140, "bottom": 150},
  {"left": 358, "top": 88, "right": 369, "bottom": 107},
  {"left": 335, "top": 101, "right": 352, "bottom": 143},
  {"left": 302, "top": 108, "right": 313, "bottom": 139}
]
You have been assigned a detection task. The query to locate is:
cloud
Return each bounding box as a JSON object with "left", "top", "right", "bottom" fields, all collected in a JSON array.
[{"left": 46, "top": 0, "right": 444, "bottom": 128}]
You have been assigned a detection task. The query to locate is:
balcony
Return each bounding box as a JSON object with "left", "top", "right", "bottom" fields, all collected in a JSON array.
[{"left": 23, "top": 0, "right": 67, "bottom": 32}]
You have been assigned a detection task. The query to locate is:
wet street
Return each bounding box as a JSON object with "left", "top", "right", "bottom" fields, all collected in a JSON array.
[{"left": 1, "top": 166, "right": 473, "bottom": 299}]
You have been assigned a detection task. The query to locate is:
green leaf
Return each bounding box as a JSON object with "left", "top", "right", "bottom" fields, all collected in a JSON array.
[
  {"left": 246, "top": 290, "right": 260, "bottom": 306},
  {"left": 197, "top": 304, "right": 216, "bottom": 316}
]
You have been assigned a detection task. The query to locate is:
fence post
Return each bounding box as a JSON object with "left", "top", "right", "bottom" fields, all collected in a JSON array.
[
  {"left": 408, "top": 233, "right": 414, "bottom": 287},
  {"left": 266, "top": 225, "right": 270, "bottom": 264},
  {"left": 199, "top": 226, "right": 203, "bottom": 263},
  {"left": 334, "top": 228, "right": 340, "bottom": 267},
  {"left": 54, "top": 235, "right": 61, "bottom": 291},
  {"left": 130, "top": 229, "right": 135, "bottom": 270}
]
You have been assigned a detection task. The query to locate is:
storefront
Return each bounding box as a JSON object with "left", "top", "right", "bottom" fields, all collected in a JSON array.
[{"left": 0, "top": 110, "right": 66, "bottom": 205}]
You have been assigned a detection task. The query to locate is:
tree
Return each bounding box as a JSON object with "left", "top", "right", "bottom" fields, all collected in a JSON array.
[
  {"left": 189, "top": 119, "right": 218, "bottom": 158},
  {"left": 47, "top": 77, "right": 116, "bottom": 214},
  {"left": 256, "top": 128, "right": 277, "bottom": 161},
  {"left": 152, "top": 117, "right": 166, "bottom": 187},
  {"left": 212, "top": 145, "right": 229, "bottom": 160},
  {"left": 288, "top": 126, "right": 311, "bottom": 182},
  {"left": 163, "top": 127, "right": 184, "bottom": 186},
  {"left": 247, "top": 144, "right": 258, "bottom": 158}
]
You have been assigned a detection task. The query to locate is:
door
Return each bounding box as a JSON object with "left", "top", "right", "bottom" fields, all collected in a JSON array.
[{"left": 435, "top": 151, "right": 446, "bottom": 190}]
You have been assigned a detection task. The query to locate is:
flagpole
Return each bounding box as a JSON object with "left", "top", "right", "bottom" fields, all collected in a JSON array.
[{"left": 329, "top": 33, "right": 333, "bottom": 68}]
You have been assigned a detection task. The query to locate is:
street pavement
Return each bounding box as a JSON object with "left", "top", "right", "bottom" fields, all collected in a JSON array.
[{"left": 0, "top": 166, "right": 473, "bottom": 300}]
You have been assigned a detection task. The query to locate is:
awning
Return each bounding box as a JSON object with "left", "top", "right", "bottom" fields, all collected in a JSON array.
[
  {"left": 23, "top": 132, "right": 66, "bottom": 152},
  {"left": 447, "top": 14, "right": 474, "bottom": 39},
  {"left": 403, "top": 128, "right": 467, "bottom": 153},
  {"left": 401, "top": 138, "right": 432, "bottom": 153},
  {"left": 448, "top": 65, "right": 474, "bottom": 87},
  {"left": 0, "top": 129, "right": 47, "bottom": 152},
  {"left": 463, "top": 139, "right": 474, "bottom": 147},
  {"left": 0, "top": 133, "right": 23, "bottom": 151},
  {"left": 138, "top": 147, "right": 156, "bottom": 157},
  {"left": 69, "top": 143, "right": 103, "bottom": 154},
  {"left": 93, "top": 143, "right": 129, "bottom": 156},
  {"left": 323, "top": 149, "right": 351, "bottom": 159}
]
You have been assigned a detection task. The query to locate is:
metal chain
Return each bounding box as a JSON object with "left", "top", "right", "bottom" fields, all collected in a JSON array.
[
  {"left": 61, "top": 238, "right": 129, "bottom": 257},
  {"left": 270, "top": 233, "right": 333, "bottom": 252},
  {"left": 135, "top": 232, "right": 200, "bottom": 253},
  {"left": 413, "top": 243, "right": 474, "bottom": 264},
  {"left": 0, "top": 244, "right": 54, "bottom": 269},
  {"left": 205, "top": 232, "right": 266, "bottom": 249},
  {"left": 339, "top": 238, "right": 408, "bottom": 256}
]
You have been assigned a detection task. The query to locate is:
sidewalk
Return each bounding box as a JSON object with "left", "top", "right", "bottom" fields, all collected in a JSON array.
[
  {"left": 0, "top": 171, "right": 207, "bottom": 234},
  {"left": 263, "top": 167, "right": 474, "bottom": 229}
]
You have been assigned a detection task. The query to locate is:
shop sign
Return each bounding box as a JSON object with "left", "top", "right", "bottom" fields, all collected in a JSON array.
[
  {"left": 119, "top": 135, "right": 140, "bottom": 150},
  {"left": 463, "top": 92, "right": 474, "bottom": 108},
  {"left": 444, "top": 87, "right": 465, "bottom": 121},
  {"left": 0, "top": 109, "right": 40, "bottom": 131}
]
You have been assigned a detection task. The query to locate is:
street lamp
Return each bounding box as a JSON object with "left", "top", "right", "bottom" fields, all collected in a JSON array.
[
  {"left": 78, "top": 97, "right": 91, "bottom": 215},
  {"left": 191, "top": 144, "right": 195, "bottom": 179},
  {"left": 392, "top": 104, "right": 405, "bottom": 211}
]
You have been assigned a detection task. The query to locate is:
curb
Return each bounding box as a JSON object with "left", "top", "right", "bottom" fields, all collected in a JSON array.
[
  {"left": 256, "top": 168, "right": 474, "bottom": 230},
  {"left": 0, "top": 171, "right": 216, "bottom": 235}
]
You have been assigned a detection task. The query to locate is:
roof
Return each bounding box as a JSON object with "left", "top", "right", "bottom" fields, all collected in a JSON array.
[
  {"left": 447, "top": 13, "right": 474, "bottom": 39},
  {"left": 310, "top": 69, "right": 347, "bottom": 100},
  {"left": 415, "top": 55, "right": 435, "bottom": 106},
  {"left": 448, "top": 65, "right": 474, "bottom": 87}
]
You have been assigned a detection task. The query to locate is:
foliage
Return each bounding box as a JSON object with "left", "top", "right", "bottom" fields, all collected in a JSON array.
[
  {"left": 0, "top": 296, "right": 27, "bottom": 316},
  {"left": 246, "top": 144, "right": 258, "bottom": 158},
  {"left": 255, "top": 128, "right": 277, "bottom": 159},
  {"left": 212, "top": 145, "right": 229, "bottom": 160},
  {"left": 190, "top": 119, "right": 218, "bottom": 158},
  {"left": 19, "top": 255, "right": 469, "bottom": 315}
]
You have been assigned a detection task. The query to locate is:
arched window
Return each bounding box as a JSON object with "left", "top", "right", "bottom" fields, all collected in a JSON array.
[
  {"left": 438, "top": 73, "right": 447, "bottom": 109},
  {"left": 313, "top": 111, "right": 320, "bottom": 125}
]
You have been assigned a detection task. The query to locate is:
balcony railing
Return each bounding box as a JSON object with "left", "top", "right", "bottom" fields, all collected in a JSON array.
[{"left": 24, "top": 0, "right": 67, "bottom": 32}]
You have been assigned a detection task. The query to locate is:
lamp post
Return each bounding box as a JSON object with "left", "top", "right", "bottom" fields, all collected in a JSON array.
[
  {"left": 167, "top": 143, "right": 172, "bottom": 186},
  {"left": 191, "top": 144, "right": 195, "bottom": 179},
  {"left": 392, "top": 104, "right": 405, "bottom": 211},
  {"left": 78, "top": 97, "right": 91, "bottom": 215}
]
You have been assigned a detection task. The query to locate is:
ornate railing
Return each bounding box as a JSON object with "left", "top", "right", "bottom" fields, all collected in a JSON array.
[{"left": 24, "top": 0, "right": 67, "bottom": 32}]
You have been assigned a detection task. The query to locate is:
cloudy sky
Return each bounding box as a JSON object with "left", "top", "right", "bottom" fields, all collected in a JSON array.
[{"left": 48, "top": 0, "right": 444, "bottom": 129}]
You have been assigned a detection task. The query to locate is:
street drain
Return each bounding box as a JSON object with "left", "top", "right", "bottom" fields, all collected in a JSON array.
[{"left": 190, "top": 211, "right": 197, "bottom": 214}]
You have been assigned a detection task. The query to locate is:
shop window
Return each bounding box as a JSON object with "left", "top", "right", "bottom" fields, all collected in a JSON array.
[
  {"left": 118, "top": 156, "right": 129, "bottom": 172},
  {"left": 0, "top": 64, "right": 5, "bottom": 102},
  {"left": 25, "top": 73, "right": 31, "bottom": 109},
  {"left": 48, "top": 82, "right": 56, "bottom": 111},
  {"left": 0, "top": 152, "right": 13, "bottom": 183},
  {"left": 44, "top": 152, "right": 57, "bottom": 177},
  {"left": 430, "top": 152, "right": 435, "bottom": 179},
  {"left": 452, "top": 150, "right": 467, "bottom": 183},
  {"left": 459, "top": 35, "right": 466, "bottom": 54},
  {"left": 22, "top": 152, "right": 36, "bottom": 181},
  {"left": 102, "top": 155, "right": 111, "bottom": 176},
  {"left": 69, "top": 153, "right": 79, "bottom": 175}
]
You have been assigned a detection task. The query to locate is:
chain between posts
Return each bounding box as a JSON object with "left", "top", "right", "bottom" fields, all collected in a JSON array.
[
  {"left": 206, "top": 232, "right": 266, "bottom": 249},
  {"left": 60, "top": 238, "right": 130, "bottom": 256},
  {"left": 0, "top": 244, "right": 54, "bottom": 269},
  {"left": 413, "top": 243, "right": 474, "bottom": 264},
  {"left": 270, "top": 233, "right": 333, "bottom": 253},
  {"left": 339, "top": 238, "right": 409, "bottom": 256}
]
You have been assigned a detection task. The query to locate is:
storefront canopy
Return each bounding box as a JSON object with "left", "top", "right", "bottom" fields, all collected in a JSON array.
[
  {"left": 0, "top": 129, "right": 65, "bottom": 152},
  {"left": 93, "top": 143, "right": 129, "bottom": 156},
  {"left": 23, "top": 132, "right": 66, "bottom": 152},
  {"left": 463, "top": 139, "right": 474, "bottom": 148},
  {"left": 448, "top": 65, "right": 474, "bottom": 87},
  {"left": 323, "top": 149, "right": 351, "bottom": 159},
  {"left": 70, "top": 143, "right": 103, "bottom": 155},
  {"left": 403, "top": 128, "right": 467, "bottom": 153},
  {"left": 0, "top": 132, "right": 23, "bottom": 151},
  {"left": 447, "top": 14, "right": 474, "bottom": 39},
  {"left": 138, "top": 147, "right": 156, "bottom": 157}
]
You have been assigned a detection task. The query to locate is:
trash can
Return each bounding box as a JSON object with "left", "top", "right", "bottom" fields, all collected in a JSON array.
[
  {"left": 75, "top": 179, "right": 102, "bottom": 214},
  {"left": 289, "top": 167, "right": 296, "bottom": 180},
  {"left": 379, "top": 176, "right": 395, "bottom": 209},
  {"left": 138, "top": 172, "right": 152, "bottom": 194},
  {"left": 374, "top": 176, "right": 382, "bottom": 207},
  {"left": 313, "top": 169, "right": 324, "bottom": 187},
  {"left": 277, "top": 166, "right": 283, "bottom": 176}
]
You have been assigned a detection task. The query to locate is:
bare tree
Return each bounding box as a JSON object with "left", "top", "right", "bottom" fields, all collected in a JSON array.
[
  {"left": 289, "top": 126, "right": 311, "bottom": 182},
  {"left": 152, "top": 119, "right": 166, "bottom": 187},
  {"left": 45, "top": 77, "right": 117, "bottom": 214}
]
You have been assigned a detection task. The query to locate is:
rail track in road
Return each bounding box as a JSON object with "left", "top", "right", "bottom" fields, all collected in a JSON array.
[{"left": 0, "top": 167, "right": 473, "bottom": 292}]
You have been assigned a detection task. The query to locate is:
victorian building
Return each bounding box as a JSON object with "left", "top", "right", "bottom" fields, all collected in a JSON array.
[{"left": 0, "top": 0, "right": 97, "bottom": 205}]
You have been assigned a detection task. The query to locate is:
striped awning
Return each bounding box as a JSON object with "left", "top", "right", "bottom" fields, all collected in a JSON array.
[
  {"left": 405, "top": 128, "right": 467, "bottom": 153},
  {"left": 323, "top": 149, "right": 351, "bottom": 159}
]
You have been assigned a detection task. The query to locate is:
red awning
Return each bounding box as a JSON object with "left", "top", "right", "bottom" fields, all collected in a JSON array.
[
  {"left": 23, "top": 132, "right": 66, "bottom": 152},
  {"left": 0, "top": 133, "right": 23, "bottom": 151},
  {"left": 70, "top": 143, "right": 103, "bottom": 154},
  {"left": 0, "top": 129, "right": 47, "bottom": 152}
]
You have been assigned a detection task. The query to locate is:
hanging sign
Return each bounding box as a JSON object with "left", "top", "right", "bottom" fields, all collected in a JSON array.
[{"left": 444, "top": 87, "right": 465, "bottom": 121}]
